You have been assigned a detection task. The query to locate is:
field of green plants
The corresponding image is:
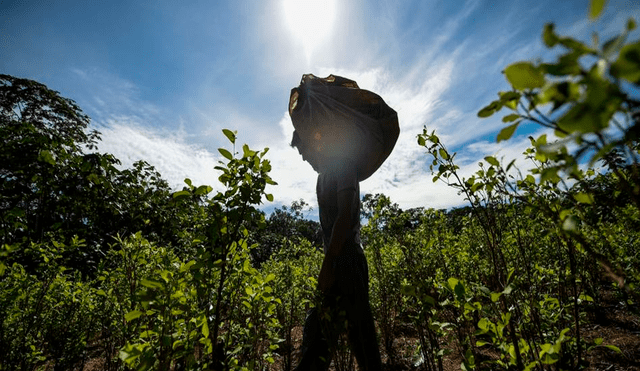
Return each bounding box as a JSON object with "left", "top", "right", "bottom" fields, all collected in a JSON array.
[{"left": 1, "top": 5, "right": 640, "bottom": 370}]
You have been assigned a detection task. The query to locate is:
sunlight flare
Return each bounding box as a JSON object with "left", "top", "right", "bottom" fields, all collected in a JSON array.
[{"left": 283, "top": 0, "right": 337, "bottom": 62}]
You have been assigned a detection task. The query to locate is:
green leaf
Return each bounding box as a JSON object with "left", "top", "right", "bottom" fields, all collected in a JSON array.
[
  {"left": 497, "top": 122, "right": 519, "bottom": 142},
  {"left": 140, "top": 279, "right": 164, "bottom": 289},
  {"left": 222, "top": 129, "right": 236, "bottom": 144},
  {"left": 603, "top": 344, "right": 622, "bottom": 353},
  {"left": 499, "top": 91, "right": 521, "bottom": 110},
  {"left": 38, "top": 150, "right": 56, "bottom": 165},
  {"left": 589, "top": 0, "right": 607, "bottom": 20},
  {"left": 173, "top": 340, "right": 184, "bottom": 350},
  {"left": 610, "top": 41, "right": 640, "bottom": 84},
  {"left": 603, "top": 35, "right": 627, "bottom": 59},
  {"left": 202, "top": 319, "right": 209, "bottom": 338},
  {"left": 265, "top": 273, "right": 276, "bottom": 283},
  {"left": 484, "top": 156, "right": 499, "bottom": 167},
  {"left": 502, "top": 114, "right": 520, "bottom": 123},
  {"left": 447, "top": 277, "right": 459, "bottom": 291},
  {"left": 525, "top": 174, "right": 536, "bottom": 184},
  {"left": 573, "top": 192, "right": 594, "bottom": 204},
  {"left": 477, "top": 318, "right": 491, "bottom": 333},
  {"left": 478, "top": 100, "right": 501, "bottom": 118},
  {"left": 594, "top": 338, "right": 604, "bottom": 345},
  {"left": 172, "top": 190, "right": 191, "bottom": 199},
  {"left": 557, "top": 101, "right": 612, "bottom": 134},
  {"left": 125, "top": 310, "right": 144, "bottom": 322},
  {"left": 502, "top": 285, "right": 513, "bottom": 295},
  {"left": 195, "top": 185, "right": 213, "bottom": 196},
  {"left": 562, "top": 215, "right": 579, "bottom": 232},
  {"left": 265, "top": 193, "right": 274, "bottom": 202},
  {"left": 543, "top": 23, "right": 559, "bottom": 47},
  {"left": 504, "top": 62, "right": 545, "bottom": 90},
  {"left": 579, "top": 294, "right": 594, "bottom": 302},
  {"left": 218, "top": 148, "right": 233, "bottom": 160},
  {"left": 439, "top": 148, "right": 449, "bottom": 160}
]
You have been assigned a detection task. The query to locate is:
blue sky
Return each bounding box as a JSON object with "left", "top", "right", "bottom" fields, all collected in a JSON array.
[{"left": 2, "top": 0, "right": 639, "bottom": 216}]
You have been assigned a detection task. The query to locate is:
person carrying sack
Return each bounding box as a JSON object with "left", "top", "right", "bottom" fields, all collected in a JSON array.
[{"left": 288, "top": 74, "right": 399, "bottom": 371}]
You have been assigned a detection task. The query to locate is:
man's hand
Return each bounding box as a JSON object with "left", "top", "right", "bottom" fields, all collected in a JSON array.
[{"left": 318, "top": 254, "right": 337, "bottom": 293}]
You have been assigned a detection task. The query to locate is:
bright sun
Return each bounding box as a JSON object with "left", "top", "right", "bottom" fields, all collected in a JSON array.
[{"left": 283, "top": 0, "right": 337, "bottom": 62}]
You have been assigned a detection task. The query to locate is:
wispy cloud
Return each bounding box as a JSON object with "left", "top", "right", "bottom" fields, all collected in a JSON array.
[
  {"left": 95, "top": 121, "right": 225, "bottom": 192},
  {"left": 67, "top": 0, "right": 640, "bottom": 218},
  {"left": 71, "top": 68, "right": 168, "bottom": 127}
]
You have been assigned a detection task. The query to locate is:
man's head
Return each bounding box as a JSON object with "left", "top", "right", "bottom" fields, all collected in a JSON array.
[{"left": 291, "top": 130, "right": 323, "bottom": 172}]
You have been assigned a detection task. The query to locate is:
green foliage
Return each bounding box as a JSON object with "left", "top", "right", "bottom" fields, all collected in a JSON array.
[
  {"left": 417, "top": 124, "right": 636, "bottom": 369},
  {"left": 3, "top": 9, "right": 640, "bottom": 368},
  {"left": 0, "top": 74, "right": 283, "bottom": 369},
  {"left": 117, "top": 131, "right": 280, "bottom": 370},
  {"left": 0, "top": 238, "right": 98, "bottom": 370},
  {"left": 251, "top": 200, "right": 322, "bottom": 265},
  {"left": 419, "top": 11, "right": 640, "bottom": 356},
  {"left": 477, "top": 12, "right": 640, "bottom": 212},
  {"left": 260, "top": 239, "right": 322, "bottom": 370},
  {"left": 0, "top": 74, "right": 184, "bottom": 276}
]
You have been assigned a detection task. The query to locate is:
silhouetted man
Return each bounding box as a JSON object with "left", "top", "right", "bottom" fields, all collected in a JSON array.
[
  {"left": 291, "top": 130, "right": 382, "bottom": 371},
  {"left": 288, "top": 74, "right": 398, "bottom": 371}
]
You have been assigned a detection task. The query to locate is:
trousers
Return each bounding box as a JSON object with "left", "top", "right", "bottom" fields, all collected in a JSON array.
[{"left": 294, "top": 253, "right": 382, "bottom": 371}]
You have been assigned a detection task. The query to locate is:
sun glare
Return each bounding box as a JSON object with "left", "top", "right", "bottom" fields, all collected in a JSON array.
[{"left": 283, "top": 0, "right": 337, "bottom": 62}]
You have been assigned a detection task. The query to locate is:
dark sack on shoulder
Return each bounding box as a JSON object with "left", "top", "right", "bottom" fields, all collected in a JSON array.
[{"left": 288, "top": 74, "right": 400, "bottom": 181}]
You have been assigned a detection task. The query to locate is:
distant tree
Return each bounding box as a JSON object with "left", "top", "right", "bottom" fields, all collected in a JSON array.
[
  {"left": 251, "top": 199, "right": 321, "bottom": 264},
  {"left": 0, "top": 75, "right": 183, "bottom": 275},
  {"left": 361, "top": 193, "right": 426, "bottom": 244}
]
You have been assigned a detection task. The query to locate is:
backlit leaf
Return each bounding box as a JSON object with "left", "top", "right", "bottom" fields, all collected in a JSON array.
[
  {"left": 604, "top": 344, "right": 622, "bottom": 353},
  {"left": 218, "top": 148, "right": 233, "bottom": 160},
  {"left": 173, "top": 190, "right": 190, "bottom": 199},
  {"left": 439, "top": 148, "right": 449, "bottom": 160},
  {"left": 543, "top": 23, "right": 559, "bottom": 47},
  {"left": 610, "top": 41, "right": 640, "bottom": 84},
  {"left": 502, "top": 114, "right": 520, "bottom": 123},
  {"left": 202, "top": 319, "right": 209, "bottom": 338},
  {"left": 589, "top": 0, "right": 607, "bottom": 20},
  {"left": 504, "top": 62, "right": 545, "bottom": 90},
  {"left": 141, "top": 279, "right": 164, "bottom": 289},
  {"left": 497, "top": 123, "right": 519, "bottom": 142},
  {"left": 222, "top": 129, "right": 236, "bottom": 144},
  {"left": 573, "top": 192, "right": 594, "bottom": 204},
  {"left": 484, "top": 156, "right": 499, "bottom": 167},
  {"left": 478, "top": 101, "right": 501, "bottom": 118},
  {"left": 38, "top": 150, "right": 56, "bottom": 165},
  {"left": 125, "top": 310, "right": 144, "bottom": 322}
]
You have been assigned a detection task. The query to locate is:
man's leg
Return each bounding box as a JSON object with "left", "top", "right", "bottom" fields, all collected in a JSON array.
[
  {"left": 343, "top": 254, "right": 382, "bottom": 371},
  {"left": 295, "top": 299, "right": 340, "bottom": 371},
  {"left": 345, "top": 298, "right": 382, "bottom": 371}
]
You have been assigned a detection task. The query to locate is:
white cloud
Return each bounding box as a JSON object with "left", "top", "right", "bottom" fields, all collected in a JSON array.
[
  {"left": 71, "top": 68, "right": 166, "bottom": 127},
  {"left": 77, "top": 0, "right": 640, "bottom": 218},
  {"left": 94, "top": 121, "right": 224, "bottom": 192}
]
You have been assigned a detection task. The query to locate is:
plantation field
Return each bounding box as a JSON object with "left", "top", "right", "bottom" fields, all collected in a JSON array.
[{"left": 2, "top": 7, "right": 640, "bottom": 370}]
